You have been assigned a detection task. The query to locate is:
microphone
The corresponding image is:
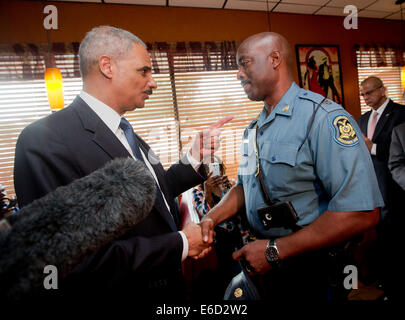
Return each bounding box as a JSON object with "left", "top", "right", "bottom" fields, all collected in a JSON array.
[{"left": 0, "top": 157, "right": 156, "bottom": 300}]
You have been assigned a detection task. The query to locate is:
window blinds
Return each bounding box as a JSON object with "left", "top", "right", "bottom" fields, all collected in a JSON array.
[
  {"left": 0, "top": 80, "right": 52, "bottom": 195},
  {"left": 356, "top": 49, "right": 405, "bottom": 114},
  {"left": 0, "top": 43, "right": 263, "bottom": 199}
]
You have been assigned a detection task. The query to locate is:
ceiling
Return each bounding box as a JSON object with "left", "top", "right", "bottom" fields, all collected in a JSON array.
[{"left": 48, "top": 0, "right": 405, "bottom": 20}]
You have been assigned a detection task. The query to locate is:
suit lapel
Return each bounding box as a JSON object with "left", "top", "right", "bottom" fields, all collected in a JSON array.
[
  {"left": 360, "top": 111, "right": 371, "bottom": 135},
  {"left": 373, "top": 100, "right": 393, "bottom": 140},
  {"left": 72, "top": 96, "right": 131, "bottom": 159}
]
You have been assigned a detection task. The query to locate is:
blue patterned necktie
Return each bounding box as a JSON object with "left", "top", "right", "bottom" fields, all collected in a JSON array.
[
  {"left": 119, "top": 118, "right": 145, "bottom": 163},
  {"left": 119, "top": 118, "right": 177, "bottom": 229}
]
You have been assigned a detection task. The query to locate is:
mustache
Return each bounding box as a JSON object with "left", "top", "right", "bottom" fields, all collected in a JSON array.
[
  {"left": 241, "top": 81, "right": 251, "bottom": 87},
  {"left": 143, "top": 90, "right": 153, "bottom": 95}
]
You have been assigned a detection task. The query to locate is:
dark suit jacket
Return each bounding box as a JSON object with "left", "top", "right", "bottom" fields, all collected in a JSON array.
[
  {"left": 13, "top": 96, "right": 205, "bottom": 302},
  {"left": 357, "top": 99, "right": 405, "bottom": 222},
  {"left": 389, "top": 122, "right": 405, "bottom": 191}
]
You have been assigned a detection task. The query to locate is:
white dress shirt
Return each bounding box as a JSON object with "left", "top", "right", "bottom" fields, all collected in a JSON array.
[
  {"left": 367, "top": 98, "right": 389, "bottom": 156},
  {"left": 80, "top": 91, "right": 201, "bottom": 261}
]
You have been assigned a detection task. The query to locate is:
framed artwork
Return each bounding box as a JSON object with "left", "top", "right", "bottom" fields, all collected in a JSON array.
[{"left": 295, "top": 44, "right": 344, "bottom": 107}]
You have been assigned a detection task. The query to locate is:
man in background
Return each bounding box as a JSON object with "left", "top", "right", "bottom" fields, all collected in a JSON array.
[
  {"left": 14, "top": 26, "right": 231, "bottom": 302},
  {"left": 358, "top": 76, "right": 405, "bottom": 222},
  {"left": 357, "top": 76, "right": 405, "bottom": 298}
]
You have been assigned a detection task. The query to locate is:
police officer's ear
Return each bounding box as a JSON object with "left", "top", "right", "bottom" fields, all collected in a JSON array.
[
  {"left": 98, "top": 55, "right": 114, "bottom": 79},
  {"left": 267, "top": 51, "right": 282, "bottom": 70}
]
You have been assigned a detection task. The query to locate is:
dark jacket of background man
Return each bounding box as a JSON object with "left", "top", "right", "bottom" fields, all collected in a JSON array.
[{"left": 389, "top": 122, "right": 405, "bottom": 192}]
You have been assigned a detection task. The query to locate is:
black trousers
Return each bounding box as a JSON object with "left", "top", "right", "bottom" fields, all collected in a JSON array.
[{"left": 251, "top": 249, "right": 336, "bottom": 301}]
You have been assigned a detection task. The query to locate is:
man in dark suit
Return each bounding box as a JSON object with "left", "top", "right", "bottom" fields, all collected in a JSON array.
[
  {"left": 13, "top": 26, "right": 231, "bottom": 302},
  {"left": 389, "top": 122, "right": 405, "bottom": 192},
  {"left": 358, "top": 76, "right": 405, "bottom": 222},
  {"left": 357, "top": 76, "right": 405, "bottom": 296}
]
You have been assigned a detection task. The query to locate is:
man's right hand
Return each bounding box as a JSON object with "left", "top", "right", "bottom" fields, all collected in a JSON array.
[{"left": 182, "top": 221, "right": 211, "bottom": 257}]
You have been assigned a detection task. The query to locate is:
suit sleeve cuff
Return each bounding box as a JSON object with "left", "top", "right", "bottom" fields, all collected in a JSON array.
[
  {"left": 186, "top": 151, "right": 201, "bottom": 171},
  {"left": 178, "top": 231, "right": 188, "bottom": 261},
  {"left": 371, "top": 143, "right": 377, "bottom": 156}
]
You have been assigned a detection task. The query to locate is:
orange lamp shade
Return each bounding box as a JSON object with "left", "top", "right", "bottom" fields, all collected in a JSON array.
[
  {"left": 44, "top": 68, "right": 64, "bottom": 111},
  {"left": 401, "top": 66, "right": 405, "bottom": 91}
]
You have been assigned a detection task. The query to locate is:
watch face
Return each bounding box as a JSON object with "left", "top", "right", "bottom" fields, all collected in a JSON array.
[
  {"left": 266, "top": 241, "right": 279, "bottom": 264},
  {"left": 268, "top": 247, "right": 278, "bottom": 262}
]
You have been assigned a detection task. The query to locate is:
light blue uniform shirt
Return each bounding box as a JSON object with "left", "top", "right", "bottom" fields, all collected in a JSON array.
[{"left": 237, "top": 82, "right": 384, "bottom": 238}]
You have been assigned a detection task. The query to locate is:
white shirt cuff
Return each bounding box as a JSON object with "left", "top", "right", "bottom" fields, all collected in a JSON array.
[
  {"left": 186, "top": 151, "right": 201, "bottom": 171},
  {"left": 179, "top": 231, "right": 188, "bottom": 261},
  {"left": 371, "top": 143, "right": 377, "bottom": 156}
]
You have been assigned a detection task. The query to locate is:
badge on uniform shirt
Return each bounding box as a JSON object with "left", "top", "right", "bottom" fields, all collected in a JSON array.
[{"left": 332, "top": 115, "right": 359, "bottom": 147}]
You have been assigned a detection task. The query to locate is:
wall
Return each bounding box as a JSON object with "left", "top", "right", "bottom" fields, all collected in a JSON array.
[{"left": 0, "top": 0, "right": 402, "bottom": 119}]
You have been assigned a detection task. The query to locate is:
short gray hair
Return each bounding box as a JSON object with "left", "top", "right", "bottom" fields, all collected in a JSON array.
[{"left": 79, "top": 26, "right": 146, "bottom": 78}]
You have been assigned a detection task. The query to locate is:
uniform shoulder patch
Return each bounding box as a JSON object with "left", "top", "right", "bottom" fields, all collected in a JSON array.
[{"left": 331, "top": 115, "right": 359, "bottom": 147}]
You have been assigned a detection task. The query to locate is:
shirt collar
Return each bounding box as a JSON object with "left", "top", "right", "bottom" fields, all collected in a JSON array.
[
  {"left": 79, "top": 91, "right": 122, "bottom": 134},
  {"left": 258, "top": 82, "right": 298, "bottom": 126},
  {"left": 374, "top": 98, "right": 389, "bottom": 116}
]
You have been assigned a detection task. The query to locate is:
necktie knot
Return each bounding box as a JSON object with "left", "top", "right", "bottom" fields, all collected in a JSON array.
[
  {"left": 372, "top": 111, "right": 378, "bottom": 120},
  {"left": 119, "top": 117, "right": 144, "bottom": 162},
  {"left": 119, "top": 117, "right": 132, "bottom": 132}
]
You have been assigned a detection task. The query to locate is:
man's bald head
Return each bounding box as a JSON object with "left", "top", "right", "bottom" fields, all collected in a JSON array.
[
  {"left": 361, "top": 76, "right": 384, "bottom": 89},
  {"left": 238, "top": 32, "right": 293, "bottom": 72},
  {"left": 360, "top": 76, "right": 387, "bottom": 110},
  {"left": 236, "top": 32, "right": 294, "bottom": 106}
]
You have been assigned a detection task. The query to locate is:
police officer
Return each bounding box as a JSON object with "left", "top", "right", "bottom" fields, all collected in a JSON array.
[{"left": 200, "top": 32, "right": 383, "bottom": 301}]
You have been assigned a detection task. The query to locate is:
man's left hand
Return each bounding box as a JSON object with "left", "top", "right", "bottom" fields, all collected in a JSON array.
[
  {"left": 190, "top": 116, "right": 234, "bottom": 161},
  {"left": 232, "top": 240, "right": 271, "bottom": 275}
]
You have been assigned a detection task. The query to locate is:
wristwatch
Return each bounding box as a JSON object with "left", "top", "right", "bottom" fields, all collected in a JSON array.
[{"left": 265, "top": 239, "right": 280, "bottom": 267}]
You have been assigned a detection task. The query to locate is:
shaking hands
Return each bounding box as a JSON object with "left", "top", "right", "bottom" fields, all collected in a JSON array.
[{"left": 182, "top": 221, "right": 212, "bottom": 259}]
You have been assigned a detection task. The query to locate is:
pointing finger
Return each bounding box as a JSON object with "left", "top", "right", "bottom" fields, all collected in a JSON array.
[{"left": 209, "top": 115, "right": 234, "bottom": 130}]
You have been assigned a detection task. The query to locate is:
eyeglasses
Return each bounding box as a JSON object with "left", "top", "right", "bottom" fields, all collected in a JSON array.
[{"left": 360, "top": 85, "right": 383, "bottom": 97}]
